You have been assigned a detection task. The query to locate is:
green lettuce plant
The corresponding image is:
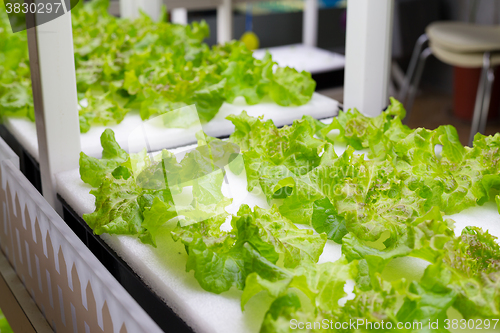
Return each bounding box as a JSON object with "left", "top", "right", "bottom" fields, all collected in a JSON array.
[
  {"left": 81, "top": 99, "right": 500, "bottom": 331},
  {"left": 0, "top": 308, "right": 13, "bottom": 333},
  {"left": 0, "top": 0, "right": 315, "bottom": 132}
]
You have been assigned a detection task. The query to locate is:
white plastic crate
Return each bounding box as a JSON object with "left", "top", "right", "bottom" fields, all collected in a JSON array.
[{"left": 0, "top": 136, "right": 163, "bottom": 333}]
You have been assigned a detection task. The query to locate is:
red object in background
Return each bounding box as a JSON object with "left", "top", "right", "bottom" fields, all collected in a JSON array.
[{"left": 453, "top": 66, "right": 500, "bottom": 121}]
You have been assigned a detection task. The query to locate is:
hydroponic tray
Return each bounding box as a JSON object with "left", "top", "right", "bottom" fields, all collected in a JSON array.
[
  {"left": 0, "top": 124, "right": 42, "bottom": 192},
  {"left": 253, "top": 44, "right": 345, "bottom": 75},
  {"left": 253, "top": 45, "right": 345, "bottom": 90},
  {"left": 54, "top": 133, "right": 500, "bottom": 333},
  {"left": 3, "top": 93, "right": 338, "bottom": 162}
]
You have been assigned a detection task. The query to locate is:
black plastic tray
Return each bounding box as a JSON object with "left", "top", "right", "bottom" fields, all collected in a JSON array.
[
  {"left": 313, "top": 68, "right": 344, "bottom": 91},
  {"left": 0, "top": 124, "right": 43, "bottom": 193},
  {"left": 58, "top": 195, "right": 193, "bottom": 333}
]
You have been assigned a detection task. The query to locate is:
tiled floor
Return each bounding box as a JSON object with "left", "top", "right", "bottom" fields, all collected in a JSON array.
[{"left": 318, "top": 87, "right": 500, "bottom": 146}]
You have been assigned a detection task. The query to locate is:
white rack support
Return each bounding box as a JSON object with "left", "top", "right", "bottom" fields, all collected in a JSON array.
[
  {"left": 120, "top": 0, "right": 162, "bottom": 21},
  {"left": 303, "top": 0, "right": 318, "bottom": 47},
  {"left": 26, "top": 6, "right": 81, "bottom": 212},
  {"left": 217, "top": 0, "right": 233, "bottom": 44},
  {"left": 119, "top": 0, "right": 134, "bottom": 19},
  {"left": 0, "top": 135, "right": 163, "bottom": 333},
  {"left": 343, "top": 0, "right": 394, "bottom": 117},
  {"left": 171, "top": 8, "right": 188, "bottom": 25}
]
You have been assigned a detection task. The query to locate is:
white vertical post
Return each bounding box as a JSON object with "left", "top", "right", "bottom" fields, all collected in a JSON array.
[
  {"left": 26, "top": 11, "right": 81, "bottom": 211},
  {"left": 140, "top": 0, "right": 162, "bottom": 21},
  {"left": 119, "top": 0, "right": 135, "bottom": 19},
  {"left": 120, "top": 0, "right": 162, "bottom": 21},
  {"left": 303, "top": 0, "right": 318, "bottom": 47},
  {"left": 343, "top": 0, "right": 394, "bottom": 117},
  {"left": 217, "top": 0, "right": 232, "bottom": 44},
  {"left": 172, "top": 8, "right": 188, "bottom": 25}
]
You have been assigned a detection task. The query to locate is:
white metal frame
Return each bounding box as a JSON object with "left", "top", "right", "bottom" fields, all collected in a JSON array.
[
  {"left": 303, "top": 0, "right": 318, "bottom": 47},
  {"left": 343, "top": 0, "right": 394, "bottom": 117},
  {"left": 120, "top": 0, "right": 163, "bottom": 21},
  {"left": 0, "top": 136, "right": 163, "bottom": 333},
  {"left": 27, "top": 2, "right": 81, "bottom": 212},
  {"left": 217, "top": 0, "right": 233, "bottom": 44},
  {"left": 171, "top": 8, "right": 188, "bottom": 24}
]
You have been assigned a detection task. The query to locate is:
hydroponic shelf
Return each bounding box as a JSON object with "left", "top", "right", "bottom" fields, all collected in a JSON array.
[{"left": 2, "top": 93, "right": 338, "bottom": 161}]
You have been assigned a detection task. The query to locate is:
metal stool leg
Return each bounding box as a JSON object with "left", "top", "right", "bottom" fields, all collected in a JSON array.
[
  {"left": 469, "top": 52, "right": 492, "bottom": 147},
  {"left": 478, "top": 67, "right": 495, "bottom": 134},
  {"left": 399, "top": 34, "right": 429, "bottom": 104},
  {"left": 404, "top": 47, "right": 433, "bottom": 123}
]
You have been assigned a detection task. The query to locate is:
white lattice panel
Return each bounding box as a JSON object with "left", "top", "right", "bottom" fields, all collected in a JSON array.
[{"left": 0, "top": 137, "right": 162, "bottom": 333}]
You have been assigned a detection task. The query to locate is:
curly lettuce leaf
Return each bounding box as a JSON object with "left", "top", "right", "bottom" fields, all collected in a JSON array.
[
  {"left": 235, "top": 205, "right": 327, "bottom": 268},
  {"left": 1, "top": 1, "right": 315, "bottom": 131},
  {"left": 79, "top": 129, "right": 128, "bottom": 187},
  {"left": 268, "top": 67, "right": 316, "bottom": 107},
  {"left": 467, "top": 133, "right": 500, "bottom": 174},
  {"left": 497, "top": 195, "right": 500, "bottom": 214},
  {"left": 247, "top": 258, "right": 456, "bottom": 333},
  {"left": 341, "top": 205, "right": 455, "bottom": 279},
  {"left": 0, "top": 308, "right": 13, "bottom": 333},
  {"left": 83, "top": 176, "right": 145, "bottom": 235},
  {"left": 141, "top": 197, "right": 178, "bottom": 246},
  {"left": 81, "top": 129, "right": 236, "bottom": 247},
  {"left": 0, "top": 80, "right": 34, "bottom": 121},
  {"left": 172, "top": 213, "right": 289, "bottom": 294},
  {"left": 311, "top": 197, "right": 348, "bottom": 244},
  {"left": 242, "top": 259, "right": 354, "bottom": 314},
  {"left": 227, "top": 111, "right": 331, "bottom": 203},
  {"left": 441, "top": 227, "right": 500, "bottom": 319},
  {"left": 221, "top": 46, "right": 273, "bottom": 105},
  {"left": 172, "top": 204, "right": 326, "bottom": 294},
  {"left": 280, "top": 147, "right": 424, "bottom": 248},
  {"left": 319, "top": 97, "right": 408, "bottom": 157}
]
